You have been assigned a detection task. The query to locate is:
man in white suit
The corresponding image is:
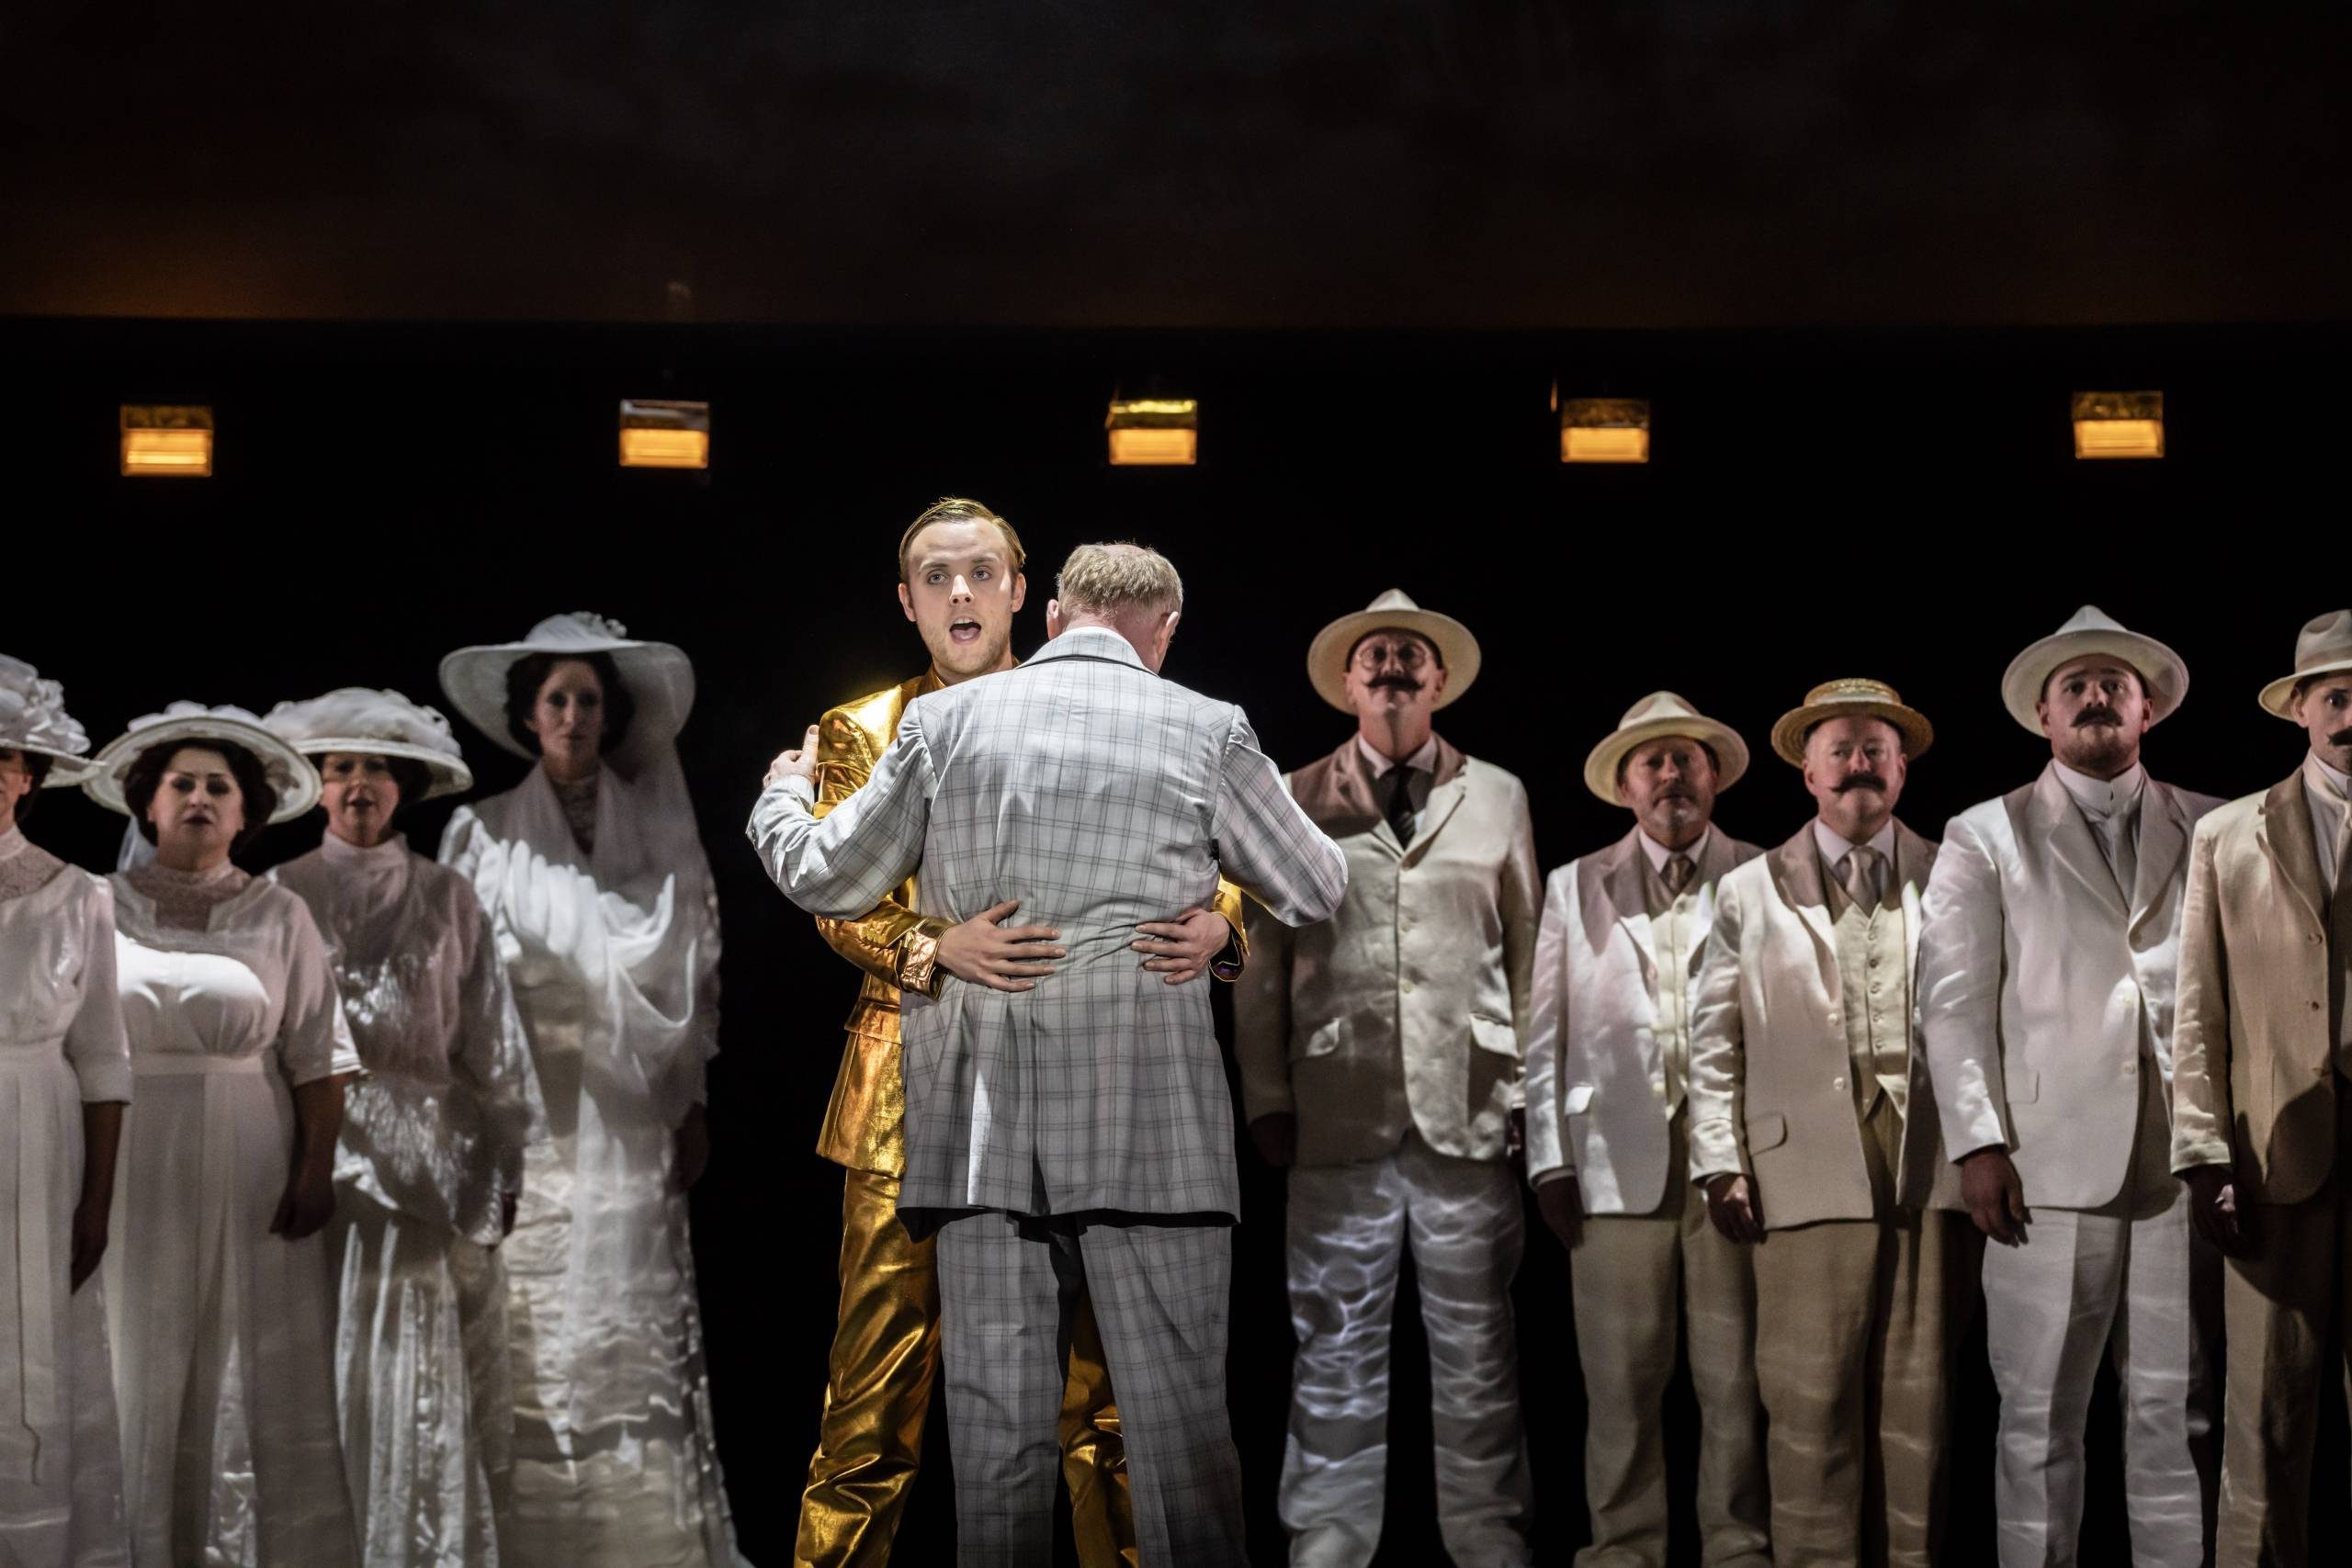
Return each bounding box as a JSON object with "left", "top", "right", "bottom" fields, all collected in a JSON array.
[
  {"left": 1234, "top": 590, "right": 1540, "bottom": 1568},
  {"left": 1917, "top": 604, "right": 2223, "bottom": 1568},
  {"left": 1688, "top": 678, "right": 1971, "bottom": 1566},
  {"left": 2171, "top": 609, "right": 2352, "bottom": 1565},
  {"left": 1525, "top": 692, "right": 1770, "bottom": 1568}
]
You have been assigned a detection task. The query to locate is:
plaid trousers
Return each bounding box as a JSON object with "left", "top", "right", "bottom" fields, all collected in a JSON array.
[{"left": 934, "top": 1212, "right": 1248, "bottom": 1566}]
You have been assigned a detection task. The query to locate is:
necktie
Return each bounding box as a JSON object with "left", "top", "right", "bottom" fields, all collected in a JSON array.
[
  {"left": 1661, "top": 852, "right": 1696, "bottom": 898},
  {"left": 1384, "top": 766, "right": 1418, "bottom": 850},
  {"left": 1838, "top": 845, "right": 1883, "bottom": 915},
  {"left": 2089, "top": 807, "right": 2138, "bottom": 906}
]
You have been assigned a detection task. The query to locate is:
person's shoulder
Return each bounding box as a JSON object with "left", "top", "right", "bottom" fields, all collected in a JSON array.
[
  {"left": 2188, "top": 787, "right": 2266, "bottom": 841},
  {"left": 1458, "top": 753, "right": 1529, "bottom": 796},
  {"left": 2157, "top": 779, "right": 2229, "bottom": 821},
  {"left": 820, "top": 677, "right": 922, "bottom": 759}
]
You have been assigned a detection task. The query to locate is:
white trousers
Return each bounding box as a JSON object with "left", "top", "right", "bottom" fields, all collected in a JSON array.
[
  {"left": 1279, "top": 1132, "right": 1532, "bottom": 1568},
  {"left": 1981, "top": 1055, "right": 2218, "bottom": 1567}
]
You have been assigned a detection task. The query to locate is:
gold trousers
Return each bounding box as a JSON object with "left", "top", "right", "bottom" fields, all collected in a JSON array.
[{"left": 795, "top": 1167, "right": 1135, "bottom": 1568}]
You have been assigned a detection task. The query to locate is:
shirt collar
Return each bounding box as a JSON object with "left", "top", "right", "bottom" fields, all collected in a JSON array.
[
  {"left": 320, "top": 829, "right": 409, "bottom": 871},
  {"left": 2052, "top": 758, "right": 2148, "bottom": 819},
  {"left": 1638, "top": 824, "right": 1710, "bottom": 874},
  {"left": 0, "top": 822, "right": 24, "bottom": 864},
  {"left": 1357, "top": 733, "right": 1439, "bottom": 779},
  {"left": 2311, "top": 752, "right": 2350, "bottom": 795},
  {"left": 1813, "top": 817, "right": 1896, "bottom": 868}
]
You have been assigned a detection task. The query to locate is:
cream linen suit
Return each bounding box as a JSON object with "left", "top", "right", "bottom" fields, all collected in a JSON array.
[
  {"left": 1687, "top": 820, "right": 1972, "bottom": 1566},
  {"left": 1917, "top": 761, "right": 2224, "bottom": 1568},
  {"left": 2170, "top": 764, "right": 2352, "bottom": 1565},
  {"left": 1235, "top": 734, "right": 1540, "bottom": 1568},
  {"left": 1525, "top": 825, "right": 1770, "bottom": 1568}
]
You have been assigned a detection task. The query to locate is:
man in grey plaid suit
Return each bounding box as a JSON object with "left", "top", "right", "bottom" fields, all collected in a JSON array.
[{"left": 750, "top": 542, "right": 1350, "bottom": 1565}]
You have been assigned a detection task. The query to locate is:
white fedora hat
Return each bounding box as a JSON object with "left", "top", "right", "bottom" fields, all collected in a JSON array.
[
  {"left": 439, "top": 612, "right": 695, "bottom": 775},
  {"left": 1306, "top": 590, "right": 1482, "bottom": 714},
  {"left": 1582, "top": 691, "right": 1750, "bottom": 806},
  {"left": 2257, "top": 610, "right": 2352, "bottom": 719},
  {"left": 85, "top": 703, "right": 322, "bottom": 823},
  {"left": 1999, "top": 604, "right": 2189, "bottom": 736},
  {"left": 0, "top": 654, "right": 97, "bottom": 788},
  {"left": 1770, "top": 677, "right": 1935, "bottom": 767},
  {"left": 263, "top": 687, "right": 475, "bottom": 800}
]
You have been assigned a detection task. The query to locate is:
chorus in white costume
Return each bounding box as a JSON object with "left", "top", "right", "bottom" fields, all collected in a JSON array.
[
  {"left": 84, "top": 704, "right": 363, "bottom": 1567},
  {"left": 0, "top": 656, "right": 130, "bottom": 1568},
  {"left": 264, "top": 688, "right": 547, "bottom": 1568},
  {"left": 436, "top": 615, "right": 745, "bottom": 1568}
]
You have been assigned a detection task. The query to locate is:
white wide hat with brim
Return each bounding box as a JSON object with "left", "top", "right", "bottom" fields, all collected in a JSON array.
[
  {"left": 1306, "top": 589, "right": 1482, "bottom": 714},
  {"left": 439, "top": 612, "right": 695, "bottom": 775},
  {"left": 263, "top": 687, "right": 476, "bottom": 800},
  {"left": 2257, "top": 609, "right": 2352, "bottom": 719},
  {"left": 0, "top": 654, "right": 98, "bottom": 787},
  {"left": 1583, "top": 691, "right": 1750, "bottom": 806},
  {"left": 84, "top": 703, "right": 322, "bottom": 822},
  {"left": 1770, "top": 678, "right": 1935, "bottom": 767},
  {"left": 2000, "top": 604, "right": 2189, "bottom": 736}
]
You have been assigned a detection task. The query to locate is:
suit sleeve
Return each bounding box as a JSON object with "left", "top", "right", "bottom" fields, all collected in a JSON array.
[
  {"left": 1209, "top": 706, "right": 1348, "bottom": 927},
  {"left": 747, "top": 705, "right": 937, "bottom": 920},
  {"left": 1523, "top": 866, "right": 1573, "bottom": 1186},
  {"left": 1209, "top": 877, "right": 1250, "bottom": 976},
  {"left": 1917, "top": 811, "right": 2011, "bottom": 1162},
  {"left": 1685, "top": 874, "right": 1747, "bottom": 1184},
  {"left": 1230, "top": 898, "right": 1295, "bottom": 1122},
  {"left": 809, "top": 707, "right": 954, "bottom": 998},
  {"left": 1499, "top": 779, "right": 1541, "bottom": 1109},
  {"left": 2169, "top": 815, "right": 2236, "bottom": 1173}
]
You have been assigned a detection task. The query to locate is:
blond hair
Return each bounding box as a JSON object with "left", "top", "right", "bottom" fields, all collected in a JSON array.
[
  {"left": 1054, "top": 542, "right": 1183, "bottom": 617},
  {"left": 897, "top": 496, "right": 1027, "bottom": 581}
]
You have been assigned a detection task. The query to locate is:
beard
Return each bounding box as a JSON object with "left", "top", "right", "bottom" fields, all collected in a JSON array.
[{"left": 2054, "top": 724, "right": 2136, "bottom": 775}]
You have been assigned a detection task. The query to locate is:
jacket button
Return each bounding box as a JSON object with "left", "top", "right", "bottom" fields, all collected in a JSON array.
[
  {"left": 1400, "top": 978, "right": 1415, "bottom": 995},
  {"left": 1827, "top": 1010, "right": 1840, "bottom": 1025},
  {"left": 1833, "top": 1076, "right": 1847, "bottom": 1090},
  {"left": 1652, "top": 1080, "right": 1666, "bottom": 1097},
  {"left": 2313, "top": 1000, "right": 2324, "bottom": 1011},
  {"left": 1868, "top": 953, "right": 1880, "bottom": 967}
]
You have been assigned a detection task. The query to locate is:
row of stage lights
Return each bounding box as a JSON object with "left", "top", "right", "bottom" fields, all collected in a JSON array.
[{"left": 113, "top": 389, "right": 2170, "bottom": 478}]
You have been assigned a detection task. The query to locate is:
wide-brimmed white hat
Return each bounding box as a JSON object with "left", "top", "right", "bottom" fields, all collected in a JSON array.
[
  {"left": 85, "top": 703, "right": 322, "bottom": 822},
  {"left": 1306, "top": 590, "right": 1481, "bottom": 714},
  {"left": 2000, "top": 604, "right": 2189, "bottom": 736},
  {"left": 2257, "top": 609, "right": 2352, "bottom": 719},
  {"left": 263, "top": 687, "right": 475, "bottom": 799},
  {"left": 1770, "top": 678, "right": 1935, "bottom": 766},
  {"left": 0, "top": 654, "right": 97, "bottom": 787},
  {"left": 1583, "top": 691, "right": 1750, "bottom": 806},
  {"left": 439, "top": 612, "right": 695, "bottom": 774}
]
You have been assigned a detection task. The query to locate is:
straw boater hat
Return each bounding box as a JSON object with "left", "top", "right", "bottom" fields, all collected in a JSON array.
[
  {"left": 84, "top": 703, "right": 322, "bottom": 822},
  {"left": 0, "top": 654, "right": 97, "bottom": 788},
  {"left": 263, "top": 687, "right": 476, "bottom": 799},
  {"left": 1306, "top": 590, "right": 1482, "bottom": 715},
  {"left": 2257, "top": 609, "right": 2352, "bottom": 719},
  {"left": 2000, "top": 604, "right": 2189, "bottom": 736},
  {"left": 439, "top": 612, "right": 695, "bottom": 775},
  {"left": 1770, "top": 678, "right": 1935, "bottom": 767},
  {"left": 1582, "top": 692, "right": 1750, "bottom": 806}
]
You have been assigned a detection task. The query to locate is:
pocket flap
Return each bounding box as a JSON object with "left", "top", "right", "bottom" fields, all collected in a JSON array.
[
  {"left": 2009, "top": 1069, "right": 2040, "bottom": 1105},
  {"left": 1563, "top": 1083, "right": 1597, "bottom": 1115},
  {"left": 1469, "top": 1014, "right": 1521, "bottom": 1057},
  {"left": 1291, "top": 1019, "right": 1344, "bottom": 1063},
  {"left": 1745, "top": 1111, "right": 1789, "bottom": 1152}
]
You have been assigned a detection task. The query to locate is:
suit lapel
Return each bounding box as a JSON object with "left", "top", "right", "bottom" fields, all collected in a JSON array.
[
  {"left": 2030, "top": 763, "right": 2130, "bottom": 919},
  {"left": 2130, "top": 782, "right": 2189, "bottom": 934},
  {"left": 1291, "top": 738, "right": 1402, "bottom": 860},
  {"left": 1768, "top": 826, "right": 1839, "bottom": 990},
  {"left": 2258, "top": 770, "right": 2328, "bottom": 928},
  {"left": 1892, "top": 818, "right": 1937, "bottom": 976},
  {"left": 1600, "top": 832, "right": 1659, "bottom": 979}
]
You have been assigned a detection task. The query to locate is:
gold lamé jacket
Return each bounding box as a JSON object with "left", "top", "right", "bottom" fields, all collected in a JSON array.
[{"left": 811, "top": 670, "right": 1252, "bottom": 1175}]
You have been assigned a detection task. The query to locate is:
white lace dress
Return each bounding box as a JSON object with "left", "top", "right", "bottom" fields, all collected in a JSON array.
[
  {"left": 440, "top": 761, "right": 745, "bottom": 1568},
  {"left": 106, "top": 861, "right": 364, "bottom": 1568},
  {"left": 273, "top": 833, "right": 545, "bottom": 1568},
  {"left": 0, "top": 826, "right": 130, "bottom": 1568}
]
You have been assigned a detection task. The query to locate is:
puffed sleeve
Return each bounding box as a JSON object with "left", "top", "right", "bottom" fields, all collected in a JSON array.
[
  {"left": 276, "top": 892, "right": 361, "bottom": 1084},
  {"left": 449, "top": 877, "right": 544, "bottom": 1196},
  {"left": 64, "top": 874, "right": 132, "bottom": 1104}
]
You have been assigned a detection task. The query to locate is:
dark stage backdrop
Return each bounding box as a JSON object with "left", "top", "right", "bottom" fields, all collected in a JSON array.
[{"left": 7, "top": 317, "right": 2347, "bottom": 1563}]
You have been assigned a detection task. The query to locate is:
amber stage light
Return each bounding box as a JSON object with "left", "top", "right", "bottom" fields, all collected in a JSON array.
[
  {"left": 119, "top": 404, "right": 214, "bottom": 477},
  {"left": 1106, "top": 398, "right": 1198, "bottom": 465},
  {"left": 618, "top": 398, "right": 711, "bottom": 468},
  {"left": 1557, "top": 396, "right": 1650, "bottom": 464},
  {"left": 2072, "top": 390, "right": 2164, "bottom": 458}
]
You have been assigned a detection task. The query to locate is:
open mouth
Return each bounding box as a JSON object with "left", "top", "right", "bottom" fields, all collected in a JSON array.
[{"left": 947, "top": 617, "right": 982, "bottom": 646}]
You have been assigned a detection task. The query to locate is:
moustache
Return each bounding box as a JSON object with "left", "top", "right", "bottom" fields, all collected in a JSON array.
[
  {"left": 1370, "top": 675, "right": 1421, "bottom": 694},
  {"left": 2074, "top": 706, "right": 2123, "bottom": 728},
  {"left": 2330, "top": 728, "right": 2352, "bottom": 749},
  {"left": 1834, "top": 773, "right": 1889, "bottom": 794}
]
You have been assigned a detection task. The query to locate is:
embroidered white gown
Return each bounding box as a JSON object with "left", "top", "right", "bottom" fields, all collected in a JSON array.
[
  {"left": 0, "top": 826, "right": 130, "bottom": 1568},
  {"left": 440, "top": 761, "right": 744, "bottom": 1568},
  {"left": 105, "top": 861, "right": 364, "bottom": 1568},
  {"left": 273, "top": 833, "right": 545, "bottom": 1568}
]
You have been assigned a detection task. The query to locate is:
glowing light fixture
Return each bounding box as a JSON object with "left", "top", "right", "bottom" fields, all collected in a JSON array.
[
  {"left": 120, "top": 405, "right": 214, "bottom": 477},
  {"left": 2072, "top": 390, "right": 2163, "bottom": 459},
  {"left": 618, "top": 398, "right": 710, "bottom": 469},
  {"left": 1557, "top": 396, "right": 1650, "bottom": 464},
  {"left": 1106, "top": 398, "right": 1198, "bottom": 466}
]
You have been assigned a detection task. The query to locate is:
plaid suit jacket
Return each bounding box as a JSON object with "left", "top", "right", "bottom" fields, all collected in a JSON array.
[{"left": 750, "top": 625, "right": 1349, "bottom": 1223}]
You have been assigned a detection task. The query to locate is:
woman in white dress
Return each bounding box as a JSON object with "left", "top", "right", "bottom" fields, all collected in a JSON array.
[
  {"left": 437, "top": 614, "right": 744, "bottom": 1568},
  {"left": 84, "top": 704, "right": 363, "bottom": 1568},
  {"left": 0, "top": 656, "right": 130, "bottom": 1568},
  {"left": 264, "top": 688, "right": 545, "bottom": 1568}
]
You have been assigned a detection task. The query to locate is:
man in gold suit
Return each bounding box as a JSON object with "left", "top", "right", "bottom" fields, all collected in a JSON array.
[{"left": 794, "top": 496, "right": 1248, "bottom": 1568}]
